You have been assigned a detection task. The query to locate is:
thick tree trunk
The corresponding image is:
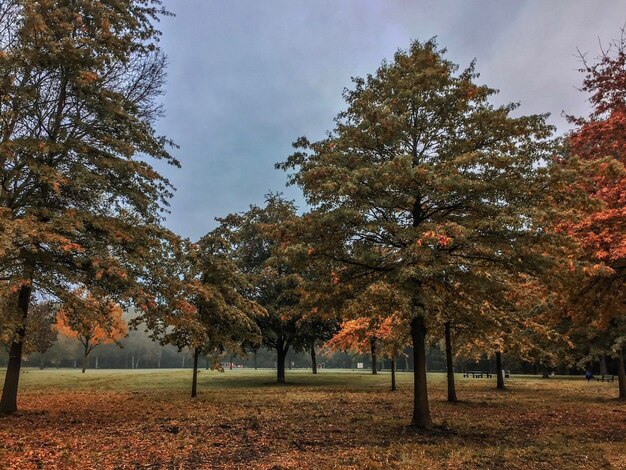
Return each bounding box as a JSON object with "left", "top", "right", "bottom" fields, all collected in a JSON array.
[
  {"left": 617, "top": 349, "right": 626, "bottom": 400},
  {"left": 410, "top": 316, "right": 433, "bottom": 429},
  {"left": 444, "top": 322, "right": 458, "bottom": 403},
  {"left": 600, "top": 355, "right": 608, "bottom": 376},
  {"left": 370, "top": 338, "right": 377, "bottom": 375},
  {"left": 254, "top": 350, "right": 258, "bottom": 370},
  {"left": 496, "top": 351, "right": 505, "bottom": 390},
  {"left": 542, "top": 368, "right": 550, "bottom": 379},
  {"left": 310, "top": 341, "right": 317, "bottom": 374},
  {"left": 82, "top": 352, "right": 88, "bottom": 374},
  {"left": 277, "top": 343, "right": 288, "bottom": 384},
  {"left": 191, "top": 348, "right": 199, "bottom": 398},
  {"left": 391, "top": 357, "right": 397, "bottom": 392},
  {"left": 0, "top": 283, "right": 32, "bottom": 414}
]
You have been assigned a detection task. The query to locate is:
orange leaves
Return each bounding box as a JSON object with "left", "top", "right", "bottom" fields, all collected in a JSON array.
[
  {"left": 56, "top": 289, "right": 128, "bottom": 349},
  {"left": 77, "top": 70, "right": 99, "bottom": 84},
  {"left": 416, "top": 229, "right": 453, "bottom": 249}
]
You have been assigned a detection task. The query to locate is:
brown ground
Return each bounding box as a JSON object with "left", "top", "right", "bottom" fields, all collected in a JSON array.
[{"left": 0, "top": 369, "right": 625, "bottom": 469}]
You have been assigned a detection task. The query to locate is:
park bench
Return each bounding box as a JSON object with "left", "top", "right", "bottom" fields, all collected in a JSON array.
[
  {"left": 463, "top": 371, "right": 492, "bottom": 378},
  {"left": 596, "top": 374, "right": 615, "bottom": 382}
]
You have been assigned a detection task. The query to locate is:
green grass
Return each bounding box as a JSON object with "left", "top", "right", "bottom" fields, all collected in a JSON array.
[{"left": 1, "top": 368, "right": 625, "bottom": 469}]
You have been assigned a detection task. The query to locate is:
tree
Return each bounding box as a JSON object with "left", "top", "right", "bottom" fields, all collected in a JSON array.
[
  {"left": 55, "top": 289, "right": 127, "bottom": 373},
  {"left": 161, "top": 235, "right": 263, "bottom": 398},
  {"left": 279, "top": 40, "right": 561, "bottom": 428},
  {"left": 1, "top": 299, "right": 57, "bottom": 368},
  {"left": 24, "top": 301, "right": 58, "bottom": 367},
  {"left": 561, "top": 32, "right": 626, "bottom": 399},
  {"left": 0, "top": 0, "right": 178, "bottom": 412},
  {"left": 216, "top": 195, "right": 311, "bottom": 384}
]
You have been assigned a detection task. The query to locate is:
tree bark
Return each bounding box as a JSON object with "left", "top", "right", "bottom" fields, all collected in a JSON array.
[
  {"left": 254, "top": 350, "right": 258, "bottom": 370},
  {"left": 410, "top": 316, "right": 433, "bottom": 429},
  {"left": 370, "top": 338, "right": 377, "bottom": 375},
  {"left": 617, "top": 349, "right": 626, "bottom": 400},
  {"left": 444, "top": 321, "right": 458, "bottom": 403},
  {"left": 391, "top": 356, "right": 397, "bottom": 392},
  {"left": 277, "top": 342, "right": 288, "bottom": 384},
  {"left": 310, "top": 340, "right": 317, "bottom": 374},
  {"left": 0, "top": 282, "right": 32, "bottom": 413},
  {"left": 496, "top": 351, "right": 505, "bottom": 390},
  {"left": 600, "top": 355, "right": 608, "bottom": 376},
  {"left": 191, "top": 348, "right": 199, "bottom": 398},
  {"left": 39, "top": 356, "right": 44, "bottom": 370},
  {"left": 82, "top": 350, "right": 88, "bottom": 374}
]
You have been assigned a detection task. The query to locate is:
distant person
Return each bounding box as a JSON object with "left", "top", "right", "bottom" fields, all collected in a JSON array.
[{"left": 585, "top": 370, "right": 592, "bottom": 382}]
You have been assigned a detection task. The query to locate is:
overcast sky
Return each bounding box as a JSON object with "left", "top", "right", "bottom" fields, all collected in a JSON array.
[{"left": 153, "top": 0, "right": 625, "bottom": 240}]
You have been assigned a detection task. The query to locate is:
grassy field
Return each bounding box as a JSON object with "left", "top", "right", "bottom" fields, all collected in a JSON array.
[{"left": 1, "top": 368, "right": 625, "bottom": 469}]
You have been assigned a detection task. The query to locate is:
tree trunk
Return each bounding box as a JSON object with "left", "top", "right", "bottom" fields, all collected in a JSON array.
[
  {"left": 229, "top": 354, "right": 233, "bottom": 370},
  {"left": 617, "top": 349, "right": 626, "bottom": 400},
  {"left": 254, "top": 350, "right": 258, "bottom": 370},
  {"left": 410, "top": 316, "right": 433, "bottom": 429},
  {"left": 0, "top": 283, "right": 32, "bottom": 414},
  {"left": 191, "top": 348, "right": 199, "bottom": 398},
  {"left": 404, "top": 353, "right": 409, "bottom": 372},
  {"left": 444, "top": 321, "right": 458, "bottom": 403},
  {"left": 370, "top": 338, "right": 377, "bottom": 375},
  {"left": 310, "top": 340, "right": 317, "bottom": 374},
  {"left": 277, "top": 343, "right": 287, "bottom": 384},
  {"left": 205, "top": 355, "right": 210, "bottom": 371},
  {"left": 95, "top": 355, "right": 99, "bottom": 370},
  {"left": 542, "top": 368, "right": 550, "bottom": 379},
  {"left": 496, "top": 351, "right": 505, "bottom": 390},
  {"left": 600, "top": 355, "right": 608, "bottom": 376},
  {"left": 82, "top": 351, "right": 88, "bottom": 374},
  {"left": 39, "top": 355, "right": 44, "bottom": 370},
  {"left": 391, "top": 357, "right": 397, "bottom": 392}
]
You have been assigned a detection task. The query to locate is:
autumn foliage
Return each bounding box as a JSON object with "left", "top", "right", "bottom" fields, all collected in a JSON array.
[{"left": 55, "top": 290, "right": 127, "bottom": 372}]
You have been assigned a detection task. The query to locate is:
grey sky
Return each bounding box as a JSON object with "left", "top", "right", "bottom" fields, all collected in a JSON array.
[{"left": 153, "top": 0, "right": 624, "bottom": 240}]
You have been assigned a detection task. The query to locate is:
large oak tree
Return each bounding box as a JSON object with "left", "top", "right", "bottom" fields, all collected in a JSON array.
[
  {"left": 562, "top": 33, "right": 626, "bottom": 398},
  {"left": 279, "top": 40, "right": 562, "bottom": 428},
  {"left": 0, "top": 0, "right": 177, "bottom": 412}
]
